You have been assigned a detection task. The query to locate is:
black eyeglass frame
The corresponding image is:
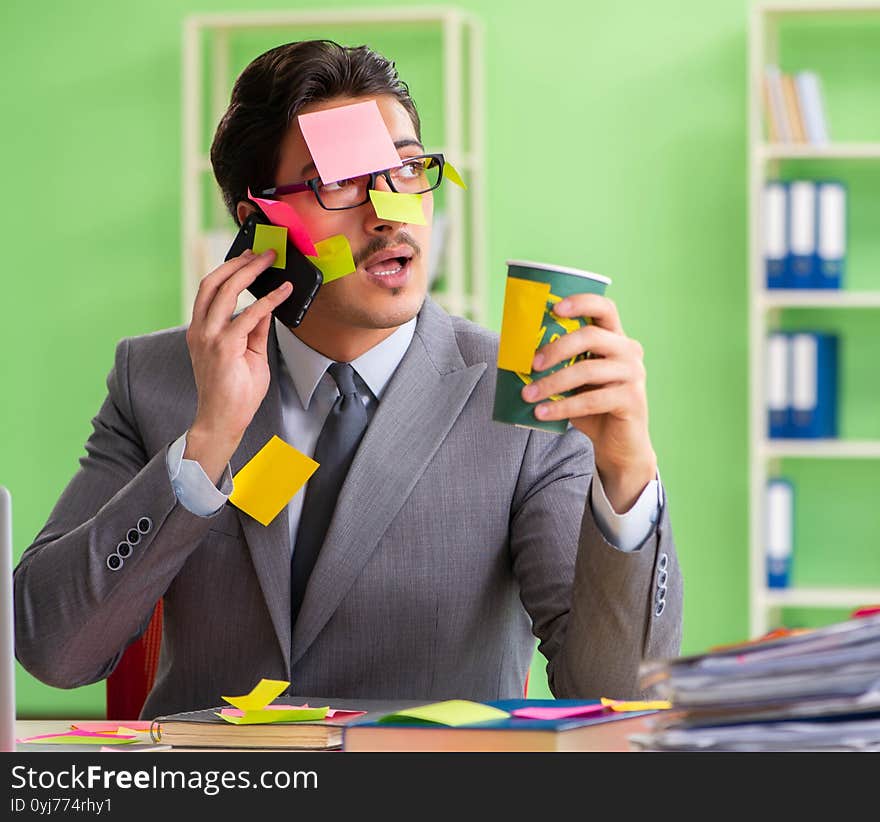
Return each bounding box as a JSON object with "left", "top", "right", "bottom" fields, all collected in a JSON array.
[{"left": 256, "top": 153, "right": 446, "bottom": 211}]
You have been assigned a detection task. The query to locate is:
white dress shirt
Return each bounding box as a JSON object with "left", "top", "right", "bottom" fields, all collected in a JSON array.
[{"left": 167, "top": 317, "right": 662, "bottom": 552}]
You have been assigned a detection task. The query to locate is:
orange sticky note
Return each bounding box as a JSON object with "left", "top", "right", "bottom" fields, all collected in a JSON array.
[
  {"left": 600, "top": 697, "right": 671, "bottom": 712},
  {"left": 307, "top": 234, "right": 356, "bottom": 283},
  {"left": 229, "top": 436, "right": 319, "bottom": 526},
  {"left": 252, "top": 223, "right": 287, "bottom": 269},
  {"left": 221, "top": 678, "right": 291, "bottom": 712},
  {"left": 368, "top": 190, "right": 427, "bottom": 225},
  {"left": 497, "top": 277, "right": 551, "bottom": 373}
]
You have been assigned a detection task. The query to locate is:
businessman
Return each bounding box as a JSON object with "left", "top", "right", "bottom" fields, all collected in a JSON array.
[{"left": 14, "top": 40, "right": 682, "bottom": 719}]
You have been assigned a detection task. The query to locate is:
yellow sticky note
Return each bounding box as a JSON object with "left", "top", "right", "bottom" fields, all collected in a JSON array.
[
  {"left": 229, "top": 436, "right": 319, "bottom": 526},
  {"left": 378, "top": 699, "right": 510, "bottom": 727},
  {"left": 252, "top": 223, "right": 287, "bottom": 269},
  {"left": 497, "top": 277, "right": 551, "bottom": 373},
  {"left": 443, "top": 161, "right": 467, "bottom": 189},
  {"left": 307, "top": 234, "right": 356, "bottom": 283},
  {"left": 600, "top": 697, "right": 672, "bottom": 712},
  {"left": 221, "top": 678, "right": 290, "bottom": 712},
  {"left": 368, "top": 189, "right": 427, "bottom": 225},
  {"left": 216, "top": 707, "right": 329, "bottom": 725}
]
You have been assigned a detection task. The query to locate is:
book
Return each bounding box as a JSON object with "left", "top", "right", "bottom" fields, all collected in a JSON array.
[
  {"left": 780, "top": 72, "right": 807, "bottom": 143},
  {"left": 765, "top": 478, "right": 794, "bottom": 589},
  {"left": 763, "top": 66, "right": 791, "bottom": 143},
  {"left": 790, "top": 331, "right": 838, "bottom": 438},
  {"left": 763, "top": 181, "right": 789, "bottom": 288},
  {"left": 795, "top": 70, "right": 829, "bottom": 145},
  {"left": 150, "top": 695, "right": 426, "bottom": 750},
  {"left": 342, "top": 699, "right": 658, "bottom": 752},
  {"left": 787, "top": 180, "right": 818, "bottom": 288},
  {"left": 815, "top": 180, "right": 846, "bottom": 289}
]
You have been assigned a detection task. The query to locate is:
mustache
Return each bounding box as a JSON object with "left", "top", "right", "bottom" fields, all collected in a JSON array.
[{"left": 353, "top": 231, "right": 422, "bottom": 267}]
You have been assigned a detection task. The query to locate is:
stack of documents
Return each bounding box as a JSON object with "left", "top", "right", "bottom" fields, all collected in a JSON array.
[{"left": 631, "top": 612, "right": 880, "bottom": 751}]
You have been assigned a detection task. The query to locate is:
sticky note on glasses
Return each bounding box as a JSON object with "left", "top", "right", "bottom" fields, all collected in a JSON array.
[
  {"left": 298, "top": 100, "right": 402, "bottom": 185},
  {"left": 307, "top": 234, "right": 356, "bottom": 283},
  {"left": 443, "top": 162, "right": 467, "bottom": 189},
  {"left": 252, "top": 223, "right": 287, "bottom": 269},
  {"left": 497, "top": 277, "right": 551, "bottom": 374},
  {"left": 229, "top": 436, "right": 319, "bottom": 527},
  {"left": 221, "top": 678, "right": 290, "bottom": 712},
  {"left": 368, "top": 190, "right": 427, "bottom": 225},
  {"left": 247, "top": 188, "right": 317, "bottom": 257}
]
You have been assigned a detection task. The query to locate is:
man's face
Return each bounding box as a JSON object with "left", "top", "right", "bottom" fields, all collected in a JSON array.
[{"left": 270, "top": 94, "right": 432, "bottom": 333}]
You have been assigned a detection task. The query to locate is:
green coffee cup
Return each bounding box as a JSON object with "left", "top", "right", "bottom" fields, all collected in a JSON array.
[{"left": 492, "top": 260, "right": 611, "bottom": 434}]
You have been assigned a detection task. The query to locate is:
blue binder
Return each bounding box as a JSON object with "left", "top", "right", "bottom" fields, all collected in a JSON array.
[
  {"left": 763, "top": 181, "right": 789, "bottom": 289},
  {"left": 766, "top": 478, "right": 794, "bottom": 589},
  {"left": 786, "top": 180, "right": 817, "bottom": 290},
  {"left": 814, "top": 180, "right": 846, "bottom": 289},
  {"left": 766, "top": 332, "right": 792, "bottom": 438},
  {"left": 789, "top": 332, "right": 838, "bottom": 438}
]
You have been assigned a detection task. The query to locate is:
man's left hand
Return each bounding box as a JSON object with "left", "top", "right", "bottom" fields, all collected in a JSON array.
[{"left": 520, "top": 293, "right": 657, "bottom": 513}]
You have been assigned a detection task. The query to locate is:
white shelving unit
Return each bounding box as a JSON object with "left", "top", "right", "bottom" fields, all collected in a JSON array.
[
  {"left": 181, "top": 6, "right": 487, "bottom": 324},
  {"left": 748, "top": 1, "right": 880, "bottom": 638}
]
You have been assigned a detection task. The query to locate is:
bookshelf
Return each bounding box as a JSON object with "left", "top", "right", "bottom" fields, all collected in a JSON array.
[{"left": 748, "top": 1, "right": 880, "bottom": 637}]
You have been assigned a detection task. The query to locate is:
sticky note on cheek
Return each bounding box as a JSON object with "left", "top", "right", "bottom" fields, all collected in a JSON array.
[
  {"left": 368, "top": 190, "right": 427, "bottom": 225},
  {"left": 307, "top": 234, "right": 356, "bottom": 283},
  {"left": 252, "top": 223, "right": 287, "bottom": 269},
  {"left": 229, "top": 436, "right": 319, "bottom": 526},
  {"left": 497, "top": 278, "right": 551, "bottom": 373}
]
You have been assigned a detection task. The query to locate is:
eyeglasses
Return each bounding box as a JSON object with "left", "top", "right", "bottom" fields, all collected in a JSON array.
[{"left": 257, "top": 153, "right": 445, "bottom": 211}]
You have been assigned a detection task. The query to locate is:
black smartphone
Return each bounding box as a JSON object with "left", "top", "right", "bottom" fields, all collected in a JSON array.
[{"left": 224, "top": 211, "right": 323, "bottom": 328}]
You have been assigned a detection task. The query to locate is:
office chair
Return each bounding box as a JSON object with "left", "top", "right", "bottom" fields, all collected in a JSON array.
[{"left": 105, "top": 600, "right": 163, "bottom": 720}]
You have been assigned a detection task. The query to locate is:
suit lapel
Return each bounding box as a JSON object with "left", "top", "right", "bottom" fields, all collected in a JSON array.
[
  {"left": 290, "top": 299, "right": 486, "bottom": 666},
  {"left": 231, "top": 323, "right": 293, "bottom": 673}
]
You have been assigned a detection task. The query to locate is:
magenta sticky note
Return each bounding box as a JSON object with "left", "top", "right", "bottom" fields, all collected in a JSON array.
[
  {"left": 247, "top": 189, "right": 318, "bottom": 257},
  {"left": 298, "top": 100, "right": 402, "bottom": 184},
  {"left": 510, "top": 704, "right": 607, "bottom": 721}
]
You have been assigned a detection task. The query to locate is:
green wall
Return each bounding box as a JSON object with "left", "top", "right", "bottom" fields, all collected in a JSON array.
[{"left": 1, "top": 0, "right": 858, "bottom": 717}]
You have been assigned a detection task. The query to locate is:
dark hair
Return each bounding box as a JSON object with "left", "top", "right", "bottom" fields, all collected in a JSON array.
[{"left": 210, "top": 40, "right": 421, "bottom": 223}]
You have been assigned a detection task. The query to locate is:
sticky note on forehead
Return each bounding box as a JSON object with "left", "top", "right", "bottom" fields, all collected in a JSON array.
[
  {"left": 497, "top": 277, "right": 551, "bottom": 374},
  {"left": 298, "top": 100, "right": 402, "bottom": 185},
  {"left": 229, "top": 435, "right": 319, "bottom": 526}
]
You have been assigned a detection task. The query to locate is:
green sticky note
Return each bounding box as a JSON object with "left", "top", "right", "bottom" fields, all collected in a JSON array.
[
  {"left": 215, "top": 707, "right": 329, "bottom": 725},
  {"left": 443, "top": 162, "right": 467, "bottom": 189},
  {"left": 252, "top": 223, "right": 287, "bottom": 269},
  {"left": 307, "top": 234, "right": 356, "bottom": 283},
  {"left": 221, "top": 677, "right": 291, "bottom": 711},
  {"left": 377, "top": 699, "right": 510, "bottom": 727},
  {"left": 368, "top": 190, "right": 427, "bottom": 225}
]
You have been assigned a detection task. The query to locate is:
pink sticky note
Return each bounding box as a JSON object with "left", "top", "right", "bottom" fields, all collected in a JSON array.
[
  {"left": 510, "top": 704, "right": 608, "bottom": 721},
  {"left": 247, "top": 189, "right": 317, "bottom": 257},
  {"left": 298, "top": 100, "right": 402, "bottom": 184},
  {"left": 18, "top": 730, "right": 137, "bottom": 743},
  {"left": 72, "top": 721, "right": 152, "bottom": 733}
]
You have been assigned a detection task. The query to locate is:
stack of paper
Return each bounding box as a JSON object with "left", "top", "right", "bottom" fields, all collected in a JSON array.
[{"left": 631, "top": 612, "right": 880, "bottom": 751}]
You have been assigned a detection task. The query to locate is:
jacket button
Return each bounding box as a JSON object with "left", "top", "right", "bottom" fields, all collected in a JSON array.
[
  {"left": 137, "top": 517, "right": 153, "bottom": 534},
  {"left": 655, "top": 585, "right": 667, "bottom": 605},
  {"left": 655, "top": 599, "right": 666, "bottom": 617},
  {"left": 658, "top": 552, "right": 668, "bottom": 572},
  {"left": 116, "top": 541, "right": 133, "bottom": 559},
  {"left": 106, "top": 553, "right": 123, "bottom": 571},
  {"left": 657, "top": 569, "right": 668, "bottom": 588},
  {"left": 126, "top": 528, "right": 141, "bottom": 545}
]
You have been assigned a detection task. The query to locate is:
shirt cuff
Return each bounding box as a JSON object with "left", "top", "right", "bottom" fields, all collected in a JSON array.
[
  {"left": 166, "top": 432, "right": 233, "bottom": 517},
  {"left": 590, "top": 469, "right": 663, "bottom": 552}
]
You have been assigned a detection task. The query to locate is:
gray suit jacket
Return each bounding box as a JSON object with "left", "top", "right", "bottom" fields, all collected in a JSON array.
[{"left": 14, "top": 297, "right": 681, "bottom": 718}]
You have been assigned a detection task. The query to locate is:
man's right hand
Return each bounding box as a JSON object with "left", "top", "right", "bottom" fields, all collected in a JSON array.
[{"left": 183, "top": 248, "right": 292, "bottom": 484}]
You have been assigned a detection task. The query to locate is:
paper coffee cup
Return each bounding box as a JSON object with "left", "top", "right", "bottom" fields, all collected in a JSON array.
[{"left": 493, "top": 260, "right": 611, "bottom": 434}]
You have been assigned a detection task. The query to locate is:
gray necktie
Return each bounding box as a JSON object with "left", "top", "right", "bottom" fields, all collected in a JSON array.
[{"left": 290, "top": 362, "right": 370, "bottom": 631}]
